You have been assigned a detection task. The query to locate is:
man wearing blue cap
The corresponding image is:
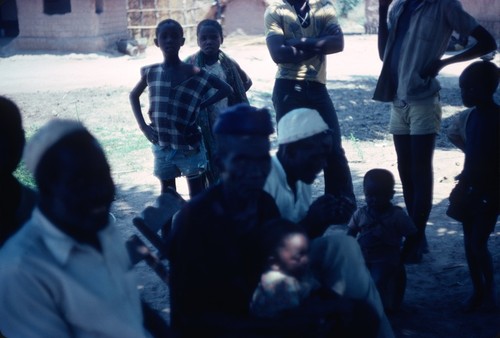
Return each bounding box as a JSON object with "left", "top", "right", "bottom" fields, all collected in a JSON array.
[{"left": 169, "top": 103, "right": 281, "bottom": 336}]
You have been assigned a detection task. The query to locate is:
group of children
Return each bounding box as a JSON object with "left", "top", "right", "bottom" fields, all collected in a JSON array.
[
  {"left": 130, "top": 19, "right": 251, "bottom": 197},
  {"left": 129, "top": 17, "right": 499, "bottom": 317}
]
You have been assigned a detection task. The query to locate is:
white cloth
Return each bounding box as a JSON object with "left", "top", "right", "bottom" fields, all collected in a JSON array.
[
  {"left": 250, "top": 270, "right": 305, "bottom": 318},
  {"left": 264, "top": 155, "right": 312, "bottom": 222},
  {"left": 0, "top": 208, "right": 150, "bottom": 338},
  {"left": 277, "top": 108, "right": 329, "bottom": 144}
]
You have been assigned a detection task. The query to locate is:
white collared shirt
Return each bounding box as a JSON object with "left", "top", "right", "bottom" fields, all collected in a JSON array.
[
  {"left": 264, "top": 155, "right": 313, "bottom": 222},
  {"left": 0, "top": 208, "right": 151, "bottom": 338}
]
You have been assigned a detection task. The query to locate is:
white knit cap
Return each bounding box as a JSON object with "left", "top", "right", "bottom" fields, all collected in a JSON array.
[
  {"left": 277, "top": 108, "right": 329, "bottom": 144},
  {"left": 24, "top": 119, "right": 86, "bottom": 175}
]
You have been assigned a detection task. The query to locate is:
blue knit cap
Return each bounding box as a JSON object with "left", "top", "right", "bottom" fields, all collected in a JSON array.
[{"left": 213, "top": 103, "right": 274, "bottom": 136}]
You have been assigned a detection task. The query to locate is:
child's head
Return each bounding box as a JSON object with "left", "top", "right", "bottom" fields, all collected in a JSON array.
[
  {"left": 363, "top": 169, "right": 395, "bottom": 211},
  {"left": 154, "top": 19, "right": 185, "bottom": 55},
  {"left": 0, "top": 96, "right": 25, "bottom": 177},
  {"left": 459, "top": 60, "right": 499, "bottom": 108},
  {"left": 196, "top": 19, "right": 223, "bottom": 57},
  {"left": 260, "top": 218, "right": 309, "bottom": 278}
]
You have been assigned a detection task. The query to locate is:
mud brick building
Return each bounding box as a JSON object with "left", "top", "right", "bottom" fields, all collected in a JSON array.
[{"left": 2, "top": 0, "right": 128, "bottom": 52}]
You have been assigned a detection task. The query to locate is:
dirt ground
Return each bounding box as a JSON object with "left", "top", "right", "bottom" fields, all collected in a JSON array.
[{"left": 1, "top": 34, "right": 499, "bottom": 337}]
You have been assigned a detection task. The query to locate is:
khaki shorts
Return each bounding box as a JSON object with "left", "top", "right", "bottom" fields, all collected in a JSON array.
[{"left": 389, "top": 95, "right": 442, "bottom": 135}]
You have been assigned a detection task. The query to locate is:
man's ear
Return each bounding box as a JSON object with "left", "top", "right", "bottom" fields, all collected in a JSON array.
[{"left": 154, "top": 38, "right": 159, "bottom": 47}]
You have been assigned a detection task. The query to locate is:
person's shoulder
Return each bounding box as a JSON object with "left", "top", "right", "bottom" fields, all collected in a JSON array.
[
  {"left": 141, "top": 63, "right": 162, "bottom": 76},
  {"left": 388, "top": 205, "right": 410, "bottom": 218},
  {"left": 179, "top": 184, "right": 222, "bottom": 216},
  {"left": 266, "top": 0, "right": 285, "bottom": 11},
  {"left": 142, "top": 63, "right": 162, "bottom": 71},
  {"left": 219, "top": 50, "right": 239, "bottom": 65},
  {"left": 0, "top": 221, "right": 43, "bottom": 272},
  {"left": 184, "top": 53, "right": 198, "bottom": 65}
]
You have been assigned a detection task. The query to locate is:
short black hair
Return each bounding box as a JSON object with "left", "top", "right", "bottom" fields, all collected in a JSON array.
[
  {"left": 363, "top": 168, "right": 395, "bottom": 193},
  {"left": 0, "top": 96, "right": 25, "bottom": 174},
  {"left": 156, "top": 19, "right": 183, "bottom": 38},
  {"left": 460, "top": 60, "right": 499, "bottom": 95},
  {"left": 35, "top": 130, "right": 104, "bottom": 195},
  {"left": 196, "top": 19, "right": 223, "bottom": 39}
]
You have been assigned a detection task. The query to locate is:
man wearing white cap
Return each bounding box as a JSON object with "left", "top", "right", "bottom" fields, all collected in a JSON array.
[
  {"left": 264, "top": 107, "right": 355, "bottom": 238},
  {"left": 264, "top": 108, "right": 395, "bottom": 338},
  {"left": 265, "top": 0, "right": 356, "bottom": 210},
  {"left": 0, "top": 119, "right": 161, "bottom": 338}
]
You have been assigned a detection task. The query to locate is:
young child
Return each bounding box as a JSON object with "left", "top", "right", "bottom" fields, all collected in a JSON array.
[
  {"left": 446, "top": 60, "right": 499, "bottom": 312},
  {"left": 185, "top": 19, "right": 252, "bottom": 184},
  {"left": 250, "top": 218, "right": 316, "bottom": 318},
  {"left": 130, "top": 19, "right": 232, "bottom": 198},
  {"left": 347, "top": 168, "right": 416, "bottom": 311},
  {"left": 0, "top": 96, "right": 36, "bottom": 247}
]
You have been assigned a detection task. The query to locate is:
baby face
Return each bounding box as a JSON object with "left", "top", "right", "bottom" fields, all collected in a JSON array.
[{"left": 276, "top": 233, "right": 309, "bottom": 277}]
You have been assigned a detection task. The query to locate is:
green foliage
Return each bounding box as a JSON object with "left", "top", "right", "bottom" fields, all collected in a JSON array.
[
  {"left": 12, "top": 127, "right": 149, "bottom": 191},
  {"left": 335, "top": 0, "right": 362, "bottom": 17},
  {"left": 14, "top": 163, "right": 37, "bottom": 190}
]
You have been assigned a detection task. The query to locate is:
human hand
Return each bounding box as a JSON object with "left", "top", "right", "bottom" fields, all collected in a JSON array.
[
  {"left": 421, "top": 59, "right": 443, "bottom": 78},
  {"left": 142, "top": 125, "right": 158, "bottom": 144}
]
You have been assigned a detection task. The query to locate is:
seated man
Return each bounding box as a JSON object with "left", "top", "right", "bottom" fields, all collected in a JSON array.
[
  {"left": 264, "top": 107, "right": 355, "bottom": 238},
  {"left": 169, "top": 104, "right": 282, "bottom": 336},
  {"left": 264, "top": 108, "right": 395, "bottom": 338},
  {"left": 0, "top": 119, "right": 158, "bottom": 338},
  {"left": 0, "top": 96, "right": 36, "bottom": 247}
]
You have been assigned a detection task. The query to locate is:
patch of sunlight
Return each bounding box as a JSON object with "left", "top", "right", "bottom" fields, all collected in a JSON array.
[{"left": 436, "top": 227, "right": 459, "bottom": 236}]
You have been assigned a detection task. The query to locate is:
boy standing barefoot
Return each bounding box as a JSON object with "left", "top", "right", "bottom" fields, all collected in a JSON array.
[
  {"left": 130, "top": 19, "right": 231, "bottom": 198},
  {"left": 447, "top": 61, "right": 499, "bottom": 312}
]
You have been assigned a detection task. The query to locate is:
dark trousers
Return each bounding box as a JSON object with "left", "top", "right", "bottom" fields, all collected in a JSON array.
[
  {"left": 394, "top": 134, "right": 435, "bottom": 259},
  {"left": 272, "top": 79, "right": 355, "bottom": 201}
]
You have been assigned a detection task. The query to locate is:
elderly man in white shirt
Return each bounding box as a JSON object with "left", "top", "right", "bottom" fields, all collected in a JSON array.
[
  {"left": 0, "top": 119, "right": 158, "bottom": 338},
  {"left": 264, "top": 107, "right": 354, "bottom": 238},
  {"left": 263, "top": 108, "right": 395, "bottom": 338}
]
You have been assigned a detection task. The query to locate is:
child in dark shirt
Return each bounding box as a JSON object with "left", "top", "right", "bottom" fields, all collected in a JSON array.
[
  {"left": 446, "top": 60, "right": 499, "bottom": 312},
  {"left": 130, "top": 19, "right": 231, "bottom": 198},
  {"left": 347, "top": 168, "right": 416, "bottom": 311},
  {"left": 185, "top": 19, "right": 252, "bottom": 184}
]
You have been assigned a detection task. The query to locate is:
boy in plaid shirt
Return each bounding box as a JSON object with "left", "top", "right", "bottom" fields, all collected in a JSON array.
[{"left": 130, "top": 19, "right": 231, "bottom": 198}]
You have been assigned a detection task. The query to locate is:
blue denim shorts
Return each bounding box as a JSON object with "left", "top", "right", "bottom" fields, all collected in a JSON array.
[{"left": 152, "top": 144, "right": 207, "bottom": 180}]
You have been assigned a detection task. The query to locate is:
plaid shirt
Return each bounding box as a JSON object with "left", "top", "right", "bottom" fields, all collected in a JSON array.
[{"left": 142, "top": 64, "right": 213, "bottom": 150}]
